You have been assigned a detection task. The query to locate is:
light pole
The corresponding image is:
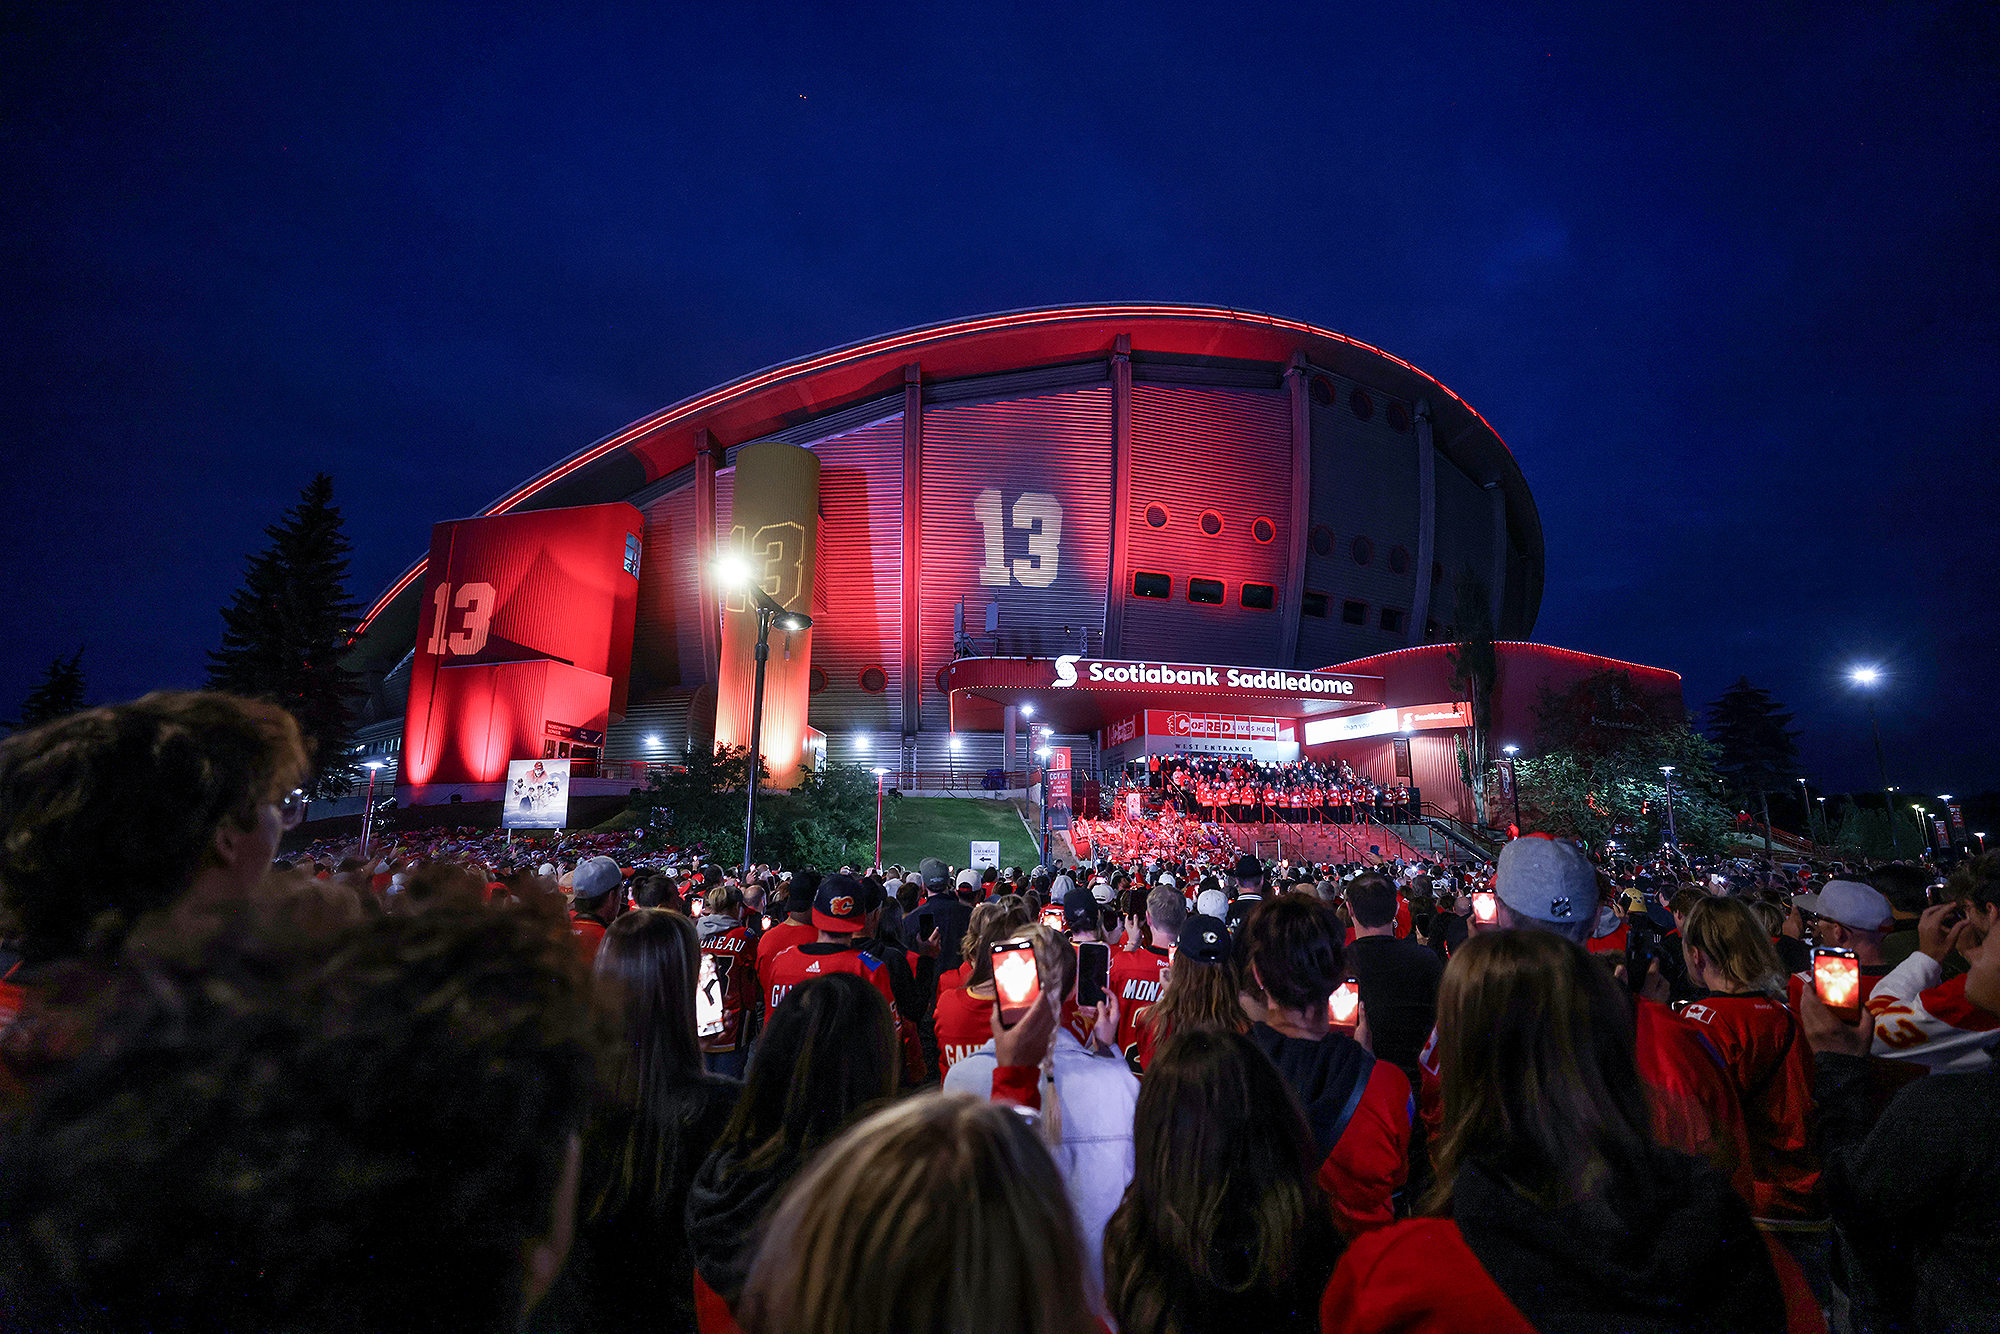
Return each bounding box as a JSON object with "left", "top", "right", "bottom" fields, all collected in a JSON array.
[
  {"left": 1797, "top": 777, "right": 1814, "bottom": 842},
  {"left": 715, "top": 556, "right": 814, "bottom": 878},
  {"left": 359, "top": 760, "right": 386, "bottom": 857},
  {"left": 1912, "top": 804, "right": 1931, "bottom": 852},
  {"left": 1816, "top": 795, "right": 1827, "bottom": 843},
  {"left": 1036, "top": 745, "right": 1053, "bottom": 869},
  {"left": 948, "top": 733, "right": 961, "bottom": 789},
  {"left": 872, "top": 767, "right": 888, "bottom": 870},
  {"left": 1502, "top": 743, "right": 1522, "bottom": 831},
  {"left": 1848, "top": 666, "right": 1897, "bottom": 853},
  {"left": 1659, "top": 765, "right": 1677, "bottom": 850},
  {"left": 1976, "top": 832, "right": 1988, "bottom": 852}
]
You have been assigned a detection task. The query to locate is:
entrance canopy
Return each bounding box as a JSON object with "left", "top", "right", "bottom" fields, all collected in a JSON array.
[{"left": 945, "top": 654, "right": 1384, "bottom": 734}]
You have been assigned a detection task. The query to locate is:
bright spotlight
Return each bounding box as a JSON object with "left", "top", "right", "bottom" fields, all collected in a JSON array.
[
  {"left": 714, "top": 553, "right": 752, "bottom": 588},
  {"left": 948, "top": 735, "right": 963, "bottom": 752},
  {"left": 1021, "top": 704, "right": 1035, "bottom": 718},
  {"left": 871, "top": 767, "right": 887, "bottom": 777},
  {"left": 1849, "top": 666, "right": 1882, "bottom": 688},
  {"left": 645, "top": 734, "right": 662, "bottom": 747},
  {"left": 1502, "top": 744, "right": 1520, "bottom": 756},
  {"left": 854, "top": 734, "right": 870, "bottom": 751},
  {"left": 1035, "top": 747, "right": 1051, "bottom": 759}
]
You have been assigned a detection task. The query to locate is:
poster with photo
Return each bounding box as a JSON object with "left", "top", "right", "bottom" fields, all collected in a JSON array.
[{"left": 503, "top": 758, "right": 571, "bottom": 829}]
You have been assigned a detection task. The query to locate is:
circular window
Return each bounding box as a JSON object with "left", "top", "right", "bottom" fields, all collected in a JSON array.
[
  {"left": 935, "top": 666, "right": 952, "bottom": 694},
  {"left": 1199, "top": 510, "right": 1224, "bottom": 537},
  {"left": 1251, "top": 517, "right": 1275, "bottom": 544},
  {"left": 1310, "top": 525, "right": 1334, "bottom": 557},
  {"left": 1385, "top": 401, "right": 1411, "bottom": 433},
  {"left": 1309, "top": 375, "right": 1335, "bottom": 406},
  {"left": 859, "top": 666, "right": 887, "bottom": 694},
  {"left": 1432, "top": 560, "right": 1445, "bottom": 585},
  {"left": 1349, "top": 389, "right": 1374, "bottom": 421},
  {"left": 1389, "top": 544, "right": 1410, "bottom": 575},
  {"left": 1145, "top": 503, "right": 1169, "bottom": 529},
  {"left": 808, "top": 667, "right": 829, "bottom": 695},
  {"left": 1351, "top": 536, "right": 1374, "bottom": 566}
]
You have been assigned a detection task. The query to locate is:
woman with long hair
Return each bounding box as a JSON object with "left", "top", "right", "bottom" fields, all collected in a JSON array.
[
  {"left": 1322, "top": 928, "right": 1817, "bottom": 1333},
  {"left": 930, "top": 897, "right": 1033, "bottom": 1077},
  {"left": 1102, "top": 1027, "right": 1337, "bottom": 1334},
  {"left": 685, "top": 972, "right": 899, "bottom": 1330},
  {"left": 535, "top": 908, "right": 740, "bottom": 1334},
  {"left": 1678, "top": 896, "right": 1828, "bottom": 1297},
  {"left": 736, "top": 1092, "right": 1098, "bottom": 1334},
  {"left": 1131, "top": 914, "right": 1246, "bottom": 1070}
]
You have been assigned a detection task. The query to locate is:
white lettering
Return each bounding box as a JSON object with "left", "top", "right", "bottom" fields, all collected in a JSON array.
[{"left": 1054, "top": 654, "right": 1080, "bottom": 687}]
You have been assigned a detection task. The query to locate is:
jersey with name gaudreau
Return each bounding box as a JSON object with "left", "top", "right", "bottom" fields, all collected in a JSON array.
[{"left": 764, "top": 941, "right": 899, "bottom": 1020}]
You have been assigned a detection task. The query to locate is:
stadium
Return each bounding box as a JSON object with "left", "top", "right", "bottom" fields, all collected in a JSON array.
[{"left": 339, "top": 303, "right": 1680, "bottom": 849}]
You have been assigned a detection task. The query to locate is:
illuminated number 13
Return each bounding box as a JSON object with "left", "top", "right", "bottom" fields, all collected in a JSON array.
[
  {"left": 425, "top": 581, "right": 496, "bottom": 656},
  {"left": 975, "top": 488, "right": 1062, "bottom": 588}
]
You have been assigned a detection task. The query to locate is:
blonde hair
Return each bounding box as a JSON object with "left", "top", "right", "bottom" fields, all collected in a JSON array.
[
  {"left": 737, "top": 1093, "right": 1096, "bottom": 1334},
  {"left": 1683, "top": 897, "right": 1786, "bottom": 998},
  {"left": 960, "top": 898, "right": 1033, "bottom": 987},
  {"left": 1016, "top": 923, "right": 1076, "bottom": 1146}
]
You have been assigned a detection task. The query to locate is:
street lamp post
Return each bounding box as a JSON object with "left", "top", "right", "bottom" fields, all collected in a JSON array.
[
  {"left": 1849, "top": 667, "right": 1898, "bottom": 853},
  {"left": 1660, "top": 765, "right": 1677, "bottom": 850},
  {"left": 1502, "top": 743, "right": 1523, "bottom": 831},
  {"left": 359, "top": 760, "right": 386, "bottom": 858},
  {"left": 1912, "top": 804, "right": 1931, "bottom": 852},
  {"left": 715, "top": 557, "right": 814, "bottom": 879},
  {"left": 1797, "top": 777, "right": 1814, "bottom": 843},
  {"left": 1035, "top": 745, "right": 1053, "bottom": 869},
  {"left": 872, "top": 767, "right": 888, "bottom": 870}
]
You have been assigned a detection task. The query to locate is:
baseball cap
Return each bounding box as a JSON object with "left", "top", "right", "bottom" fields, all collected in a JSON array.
[
  {"left": 1796, "top": 880, "right": 1893, "bottom": 932},
  {"left": 1177, "top": 915, "right": 1231, "bottom": 965},
  {"left": 1050, "top": 873, "right": 1075, "bottom": 900},
  {"left": 1494, "top": 835, "right": 1595, "bottom": 924},
  {"left": 787, "top": 871, "right": 818, "bottom": 914},
  {"left": 572, "top": 856, "right": 623, "bottom": 901},
  {"left": 812, "top": 873, "right": 868, "bottom": 934},
  {"left": 1061, "top": 884, "right": 1098, "bottom": 929},
  {"left": 919, "top": 857, "right": 950, "bottom": 892},
  {"left": 1234, "top": 854, "right": 1264, "bottom": 883},
  {"left": 1091, "top": 878, "right": 1116, "bottom": 905},
  {"left": 955, "top": 868, "right": 981, "bottom": 891},
  {"left": 1194, "top": 887, "right": 1230, "bottom": 918},
  {"left": 1158, "top": 871, "right": 1177, "bottom": 888}
]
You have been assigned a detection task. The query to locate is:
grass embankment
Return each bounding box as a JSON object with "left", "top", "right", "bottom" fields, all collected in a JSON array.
[{"left": 876, "top": 796, "right": 1037, "bottom": 872}]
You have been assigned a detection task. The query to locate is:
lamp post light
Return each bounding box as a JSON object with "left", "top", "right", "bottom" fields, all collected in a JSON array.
[
  {"left": 1976, "top": 832, "right": 1987, "bottom": 852},
  {"left": 1797, "top": 777, "right": 1815, "bottom": 843},
  {"left": 714, "top": 558, "right": 814, "bottom": 878},
  {"left": 1659, "top": 765, "right": 1677, "bottom": 850},
  {"left": 872, "top": 767, "right": 888, "bottom": 870},
  {"left": 1848, "top": 666, "right": 1898, "bottom": 853},
  {"left": 1502, "top": 743, "right": 1523, "bottom": 831},
  {"left": 359, "top": 760, "right": 386, "bottom": 858},
  {"left": 1035, "top": 745, "right": 1053, "bottom": 869},
  {"left": 1912, "top": 804, "right": 1931, "bottom": 852},
  {"left": 948, "top": 733, "right": 962, "bottom": 788}
]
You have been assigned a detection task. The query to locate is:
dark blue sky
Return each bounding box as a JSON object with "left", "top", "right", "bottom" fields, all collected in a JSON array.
[{"left": 5, "top": 2, "right": 1995, "bottom": 798}]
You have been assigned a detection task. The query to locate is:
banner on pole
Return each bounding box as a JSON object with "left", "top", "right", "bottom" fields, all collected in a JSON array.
[{"left": 503, "top": 758, "right": 571, "bottom": 829}]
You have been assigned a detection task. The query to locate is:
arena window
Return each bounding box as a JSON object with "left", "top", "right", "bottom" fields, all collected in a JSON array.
[
  {"left": 1310, "top": 525, "right": 1334, "bottom": 558},
  {"left": 1133, "top": 570, "right": 1171, "bottom": 599},
  {"left": 1380, "top": 607, "right": 1404, "bottom": 632},
  {"left": 1310, "top": 375, "right": 1335, "bottom": 406},
  {"left": 1341, "top": 600, "right": 1367, "bottom": 625},
  {"left": 1241, "top": 582, "right": 1275, "bottom": 610},
  {"left": 859, "top": 665, "right": 887, "bottom": 694},
  {"left": 1198, "top": 510, "right": 1224, "bottom": 537},
  {"left": 1389, "top": 544, "right": 1409, "bottom": 575},
  {"left": 1251, "top": 517, "right": 1275, "bottom": 544},
  {"left": 1351, "top": 536, "right": 1374, "bottom": 566},
  {"left": 1301, "top": 591, "right": 1329, "bottom": 618},
  {"left": 1349, "top": 388, "right": 1374, "bottom": 421},
  {"left": 1386, "top": 401, "right": 1412, "bottom": 433},
  {"left": 1188, "top": 578, "right": 1225, "bottom": 606},
  {"left": 1145, "top": 503, "right": 1169, "bottom": 529},
  {"left": 809, "top": 667, "right": 829, "bottom": 695}
]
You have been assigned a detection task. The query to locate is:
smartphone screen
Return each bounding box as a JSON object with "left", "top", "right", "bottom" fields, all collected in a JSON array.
[
  {"left": 1329, "top": 978, "right": 1360, "bottom": 1027},
  {"left": 1077, "top": 941, "right": 1110, "bottom": 1006},
  {"left": 991, "top": 938, "right": 1041, "bottom": 1029},
  {"left": 1472, "top": 890, "right": 1498, "bottom": 925},
  {"left": 918, "top": 910, "right": 935, "bottom": 939},
  {"left": 1039, "top": 905, "right": 1067, "bottom": 933},
  {"left": 1813, "top": 947, "right": 1861, "bottom": 1018},
  {"left": 1625, "top": 917, "right": 1656, "bottom": 993},
  {"left": 696, "top": 953, "right": 726, "bottom": 1039}
]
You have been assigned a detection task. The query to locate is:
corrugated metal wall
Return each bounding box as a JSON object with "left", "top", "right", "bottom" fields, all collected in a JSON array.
[
  {"left": 630, "top": 483, "right": 705, "bottom": 694},
  {"left": 1119, "top": 383, "right": 1293, "bottom": 665},
  {"left": 917, "top": 387, "right": 1114, "bottom": 731},
  {"left": 807, "top": 415, "right": 906, "bottom": 734},
  {"left": 1297, "top": 376, "right": 1422, "bottom": 668},
  {"left": 1431, "top": 453, "right": 1488, "bottom": 635}
]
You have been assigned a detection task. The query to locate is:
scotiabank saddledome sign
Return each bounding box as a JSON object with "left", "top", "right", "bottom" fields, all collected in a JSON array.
[{"left": 945, "top": 655, "right": 1382, "bottom": 706}]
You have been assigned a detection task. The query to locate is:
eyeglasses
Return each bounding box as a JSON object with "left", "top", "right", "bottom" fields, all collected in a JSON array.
[{"left": 277, "top": 789, "right": 307, "bottom": 830}]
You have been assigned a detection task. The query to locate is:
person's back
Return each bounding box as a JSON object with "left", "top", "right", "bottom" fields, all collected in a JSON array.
[{"left": 1342, "top": 875, "right": 1443, "bottom": 1080}]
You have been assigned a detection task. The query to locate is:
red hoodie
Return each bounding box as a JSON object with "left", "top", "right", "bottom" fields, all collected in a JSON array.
[{"left": 1674, "top": 992, "right": 1821, "bottom": 1223}]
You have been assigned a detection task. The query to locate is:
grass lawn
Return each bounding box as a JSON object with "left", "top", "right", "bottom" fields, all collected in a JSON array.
[{"left": 875, "top": 796, "right": 1039, "bottom": 873}]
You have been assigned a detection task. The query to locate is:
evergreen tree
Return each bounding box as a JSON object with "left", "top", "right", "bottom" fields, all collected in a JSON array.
[
  {"left": 1446, "top": 565, "right": 1498, "bottom": 825},
  {"left": 1706, "top": 678, "right": 1803, "bottom": 837},
  {"left": 207, "top": 474, "right": 365, "bottom": 798},
  {"left": 15, "top": 648, "right": 86, "bottom": 728}
]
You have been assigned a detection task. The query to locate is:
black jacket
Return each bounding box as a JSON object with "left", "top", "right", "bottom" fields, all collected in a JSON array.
[
  {"left": 905, "top": 892, "right": 973, "bottom": 973},
  {"left": 685, "top": 1142, "right": 809, "bottom": 1313}
]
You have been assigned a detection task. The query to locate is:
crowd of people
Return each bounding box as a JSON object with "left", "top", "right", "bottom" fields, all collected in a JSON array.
[
  {"left": 1, "top": 690, "right": 1994, "bottom": 1333},
  {"left": 1154, "top": 755, "right": 1419, "bottom": 824}
]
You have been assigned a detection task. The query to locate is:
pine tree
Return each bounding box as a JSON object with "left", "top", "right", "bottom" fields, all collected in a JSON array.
[
  {"left": 1706, "top": 678, "right": 1803, "bottom": 840},
  {"left": 208, "top": 474, "right": 365, "bottom": 798},
  {"left": 15, "top": 648, "right": 86, "bottom": 728},
  {"left": 1447, "top": 565, "right": 1498, "bottom": 825}
]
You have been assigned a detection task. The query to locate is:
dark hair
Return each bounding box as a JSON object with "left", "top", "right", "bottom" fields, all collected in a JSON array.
[
  {"left": 1240, "top": 894, "right": 1344, "bottom": 1011},
  {"left": 1343, "top": 874, "right": 1398, "bottom": 929},
  {"left": 0, "top": 690, "right": 310, "bottom": 961},
  {"left": 0, "top": 904, "right": 599, "bottom": 1333},
  {"left": 1424, "top": 929, "right": 1654, "bottom": 1226},
  {"left": 1941, "top": 851, "right": 2000, "bottom": 915},
  {"left": 1103, "top": 1029, "right": 1337, "bottom": 1334},
  {"left": 714, "top": 972, "right": 897, "bottom": 1175},
  {"left": 1869, "top": 862, "right": 1933, "bottom": 915}
]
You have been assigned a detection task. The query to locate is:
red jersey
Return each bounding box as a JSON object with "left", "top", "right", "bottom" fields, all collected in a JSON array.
[
  {"left": 763, "top": 941, "right": 898, "bottom": 1019},
  {"left": 1394, "top": 895, "right": 1412, "bottom": 940},
  {"left": 697, "top": 922, "right": 758, "bottom": 1054},
  {"left": 1109, "top": 945, "right": 1172, "bottom": 1060},
  {"left": 755, "top": 919, "right": 818, "bottom": 984},
  {"left": 1318, "top": 1060, "right": 1414, "bottom": 1239},
  {"left": 570, "top": 912, "right": 609, "bottom": 967},
  {"left": 1676, "top": 993, "right": 1822, "bottom": 1221},
  {"left": 932, "top": 986, "right": 995, "bottom": 1077}
]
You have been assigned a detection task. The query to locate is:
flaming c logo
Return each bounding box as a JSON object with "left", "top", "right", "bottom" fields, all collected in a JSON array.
[{"left": 828, "top": 895, "right": 854, "bottom": 916}]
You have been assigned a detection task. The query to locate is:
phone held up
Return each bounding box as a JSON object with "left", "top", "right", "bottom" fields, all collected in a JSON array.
[
  {"left": 991, "top": 938, "right": 1041, "bottom": 1029},
  {"left": 1328, "top": 977, "right": 1361, "bottom": 1028},
  {"left": 1813, "top": 946, "right": 1862, "bottom": 1022},
  {"left": 1624, "top": 916, "right": 1657, "bottom": 994},
  {"left": 1471, "top": 890, "right": 1499, "bottom": 925},
  {"left": 917, "top": 909, "right": 936, "bottom": 940},
  {"left": 1076, "top": 941, "right": 1110, "bottom": 1007}
]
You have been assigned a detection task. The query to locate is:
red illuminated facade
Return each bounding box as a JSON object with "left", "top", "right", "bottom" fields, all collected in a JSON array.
[{"left": 337, "top": 304, "right": 1668, "bottom": 822}]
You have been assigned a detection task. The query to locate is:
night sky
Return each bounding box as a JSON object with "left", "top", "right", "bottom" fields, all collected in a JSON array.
[{"left": 6, "top": 3, "right": 1995, "bottom": 799}]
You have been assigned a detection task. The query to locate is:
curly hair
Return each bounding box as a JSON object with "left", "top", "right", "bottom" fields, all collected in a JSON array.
[
  {"left": 0, "top": 691, "right": 309, "bottom": 960},
  {"left": 0, "top": 902, "right": 602, "bottom": 1333}
]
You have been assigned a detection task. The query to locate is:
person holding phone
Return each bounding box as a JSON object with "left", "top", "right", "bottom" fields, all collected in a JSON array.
[
  {"left": 930, "top": 898, "right": 1033, "bottom": 1077},
  {"left": 942, "top": 924, "right": 1138, "bottom": 1316},
  {"left": 1781, "top": 880, "right": 1896, "bottom": 1014}
]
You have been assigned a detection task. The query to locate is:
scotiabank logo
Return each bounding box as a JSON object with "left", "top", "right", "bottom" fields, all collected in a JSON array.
[{"left": 1054, "top": 654, "right": 1081, "bottom": 686}]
